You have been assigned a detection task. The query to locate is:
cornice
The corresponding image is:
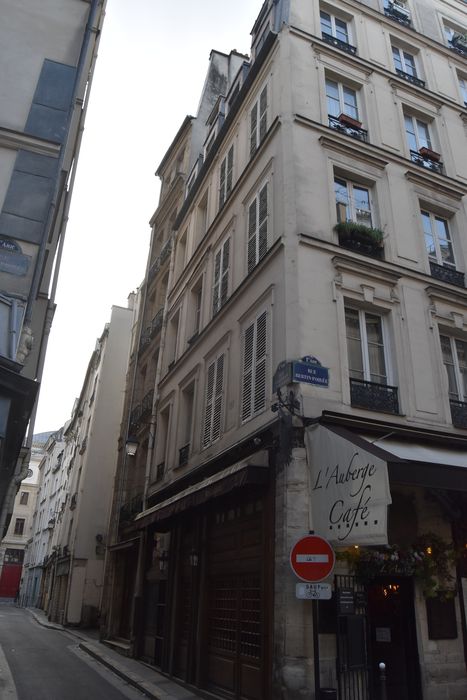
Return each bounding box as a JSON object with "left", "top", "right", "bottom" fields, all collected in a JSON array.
[
  {"left": 0, "top": 126, "right": 61, "bottom": 157},
  {"left": 331, "top": 254, "right": 402, "bottom": 286}
]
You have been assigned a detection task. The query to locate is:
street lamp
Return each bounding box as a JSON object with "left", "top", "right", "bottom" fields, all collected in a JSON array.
[{"left": 125, "top": 437, "right": 139, "bottom": 457}]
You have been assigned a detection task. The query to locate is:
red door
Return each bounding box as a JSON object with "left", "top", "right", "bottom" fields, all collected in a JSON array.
[{"left": 0, "top": 563, "right": 22, "bottom": 598}]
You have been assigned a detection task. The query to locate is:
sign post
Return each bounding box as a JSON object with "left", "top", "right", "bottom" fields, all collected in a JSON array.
[{"left": 290, "top": 534, "right": 335, "bottom": 700}]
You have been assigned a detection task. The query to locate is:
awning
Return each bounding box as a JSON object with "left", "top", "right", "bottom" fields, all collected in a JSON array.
[
  {"left": 358, "top": 433, "right": 467, "bottom": 491},
  {"left": 135, "top": 455, "right": 269, "bottom": 530},
  {"left": 108, "top": 536, "right": 140, "bottom": 552}
]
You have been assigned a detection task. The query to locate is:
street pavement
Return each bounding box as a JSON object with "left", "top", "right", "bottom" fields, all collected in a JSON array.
[{"left": 0, "top": 602, "right": 201, "bottom": 699}]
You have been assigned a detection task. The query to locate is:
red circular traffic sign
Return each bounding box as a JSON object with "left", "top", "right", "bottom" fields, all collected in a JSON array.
[{"left": 290, "top": 535, "right": 335, "bottom": 582}]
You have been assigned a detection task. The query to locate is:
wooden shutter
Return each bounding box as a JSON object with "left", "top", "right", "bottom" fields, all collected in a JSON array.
[
  {"left": 203, "top": 354, "right": 224, "bottom": 446},
  {"left": 220, "top": 238, "right": 230, "bottom": 308},
  {"left": 250, "top": 101, "right": 258, "bottom": 158},
  {"left": 259, "top": 86, "right": 267, "bottom": 142},
  {"left": 258, "top": 184, "right": 268, "bottom": 263},
  {"left": 226, "top": 146, "right": 234, "bottom": 198},
  {"left": 212, "top": 248, "right": 222, "bottom": 316},
  {"left": 219, "top": 157, "right": 226, "bottom": 209},
  {"left": 242, "top": 311, "right": 268, "bottom": 422},
  {"left": 247, "top": 198, "right": 258, "bottom": 273}
]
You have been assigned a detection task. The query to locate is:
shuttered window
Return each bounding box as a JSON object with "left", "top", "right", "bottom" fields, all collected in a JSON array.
[
  {"left": 203, "top": 353, "right": 225, "bottom": 447},
  {"left": 212, "top": 238, "right": 230, "bottom": 316},
  {"left": 247, "top": 183, "right": 268, "bottom": 273},
  {"left": 219, "top": 145, "right": 234, "bottom": 209},
  {"left": 249, "top": 85, "right": 268, "bottom": 158},
  {"left": 241, "top": 311, "right": 268, "bottom": 422}
]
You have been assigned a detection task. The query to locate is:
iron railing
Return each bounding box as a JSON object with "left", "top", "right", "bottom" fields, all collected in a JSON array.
[
  {"left": 156, "top": 462, "right": 165, "bottom": 482},
  {"left": 350, "top": 378, "right": 399, "bottom": 414},
  {"left": 328, "top": 115, "right": 368, "bottom": 142},
  {"left": 450, "top": 400, "right": 467, "bottom": 429},
  {"left": 384, "top": 3, "right": 411, "bottom": 27},
  {"left": 179, "top": 443, "right": 190, "bottom": 467},
  {"left": 395, "top": 69, "right": 425, "bottom": 89},
  {"left": 321, "top": 32, "right": 357, "bottom": 55},
  {"left": 409, "top": 150, "right": 443, "bottom": 174},
  {"left": 119, "top": 494, "right": 143, "bottom": 524},
  {"left": 429, "top": 261, "right": 465, "bottom": 288}
]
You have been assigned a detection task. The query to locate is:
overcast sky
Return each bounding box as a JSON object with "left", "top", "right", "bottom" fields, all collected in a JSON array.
[{"left": 33, "top": 0, "right": 257, "bottom": 433}]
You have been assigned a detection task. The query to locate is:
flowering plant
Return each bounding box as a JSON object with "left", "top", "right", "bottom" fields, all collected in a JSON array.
[{"left": 337, "top": 533, "right": 458, "bottom": 599}]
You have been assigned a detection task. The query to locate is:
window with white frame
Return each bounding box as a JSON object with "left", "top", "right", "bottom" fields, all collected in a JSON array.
[
  {"left": 440, "top": 335, "right": 467, "bottom": 403},
  {"left": 320, "top": 10, "right": 350, "bottom": 44},
  {"left": 392, "top": 45, "right": 418, "bottom": 77},
  {"left": 326, "top": 78, "right": 359, "bottom": 121},
  {"left": 444, "top": 23, "right": 467, "bottom": 51},
  {"left": 345, "top": 307, "right": 389, "bottom": 385},
  {"left": 247, "top": 182, "right": 269, "bottom": 273},
  {"left": 404, "top": 114, "right": 432, "bottom": 152},
  {"left": 212, "top": 237, "right": 230, "bottom": 316},
  {"left": 249, "top": 85, "right": 268, "bottom": 158},
  {"left": 190, "top": 279, "right": 203, "bottom": 339},
  {"left": 219, "top": 145, "right": 234, "bottom": 209},
  {"left": 202, "top": 353, "right": 225, "bottom": 447},
  {"left": 241, "top": 310, "right": 269, "bottom": 422},
  {"left": 458, "top": 76, "right": 467, "bottom": 106},
  {"left": 421, "top": 211, "right": 455, "bottom": 268},
  {"left": 334, "top": 177, "right": 373, "bottom": 226}
]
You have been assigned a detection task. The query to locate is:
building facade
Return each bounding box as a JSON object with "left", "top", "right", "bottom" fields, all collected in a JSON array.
[
  {"left": 22, "top": 302, "right": 134, "bottom": 624},
  {"left": 0, "top": 0, "right": 106, "bottom": 537},
  {"left": 102, "top": 2, "right": 467, "bottom": 699}
]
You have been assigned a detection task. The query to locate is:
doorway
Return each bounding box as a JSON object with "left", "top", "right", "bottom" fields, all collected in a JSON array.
[{"left": 366, "top": 577, "right": 422, "bottom": 700}]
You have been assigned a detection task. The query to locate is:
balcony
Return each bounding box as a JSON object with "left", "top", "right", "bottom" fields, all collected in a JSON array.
[
  {"left": 119, "top": 494, "right": 143, "bottom": 525},
  {"left": 410, "top": 149, "right": 443, "bottom": 175},
  {"left": 129, "top": 403, "right": 142, "bottom": 435},
  {"left": 151, "top": 308, "right": 164, "bottom": 337},
  {"left": 395, "top": 69, "right": 425, "bottom": 89},
  {"left": 450, "top": 399, "right": 467, "bottom": 428},
  {"left": 384, "top": 2, "right": 411, "bottom": 27},
  {"left": 449, "top": 34, "right": 467, "bottom": 57},
  {"left": 156, "top": 462, "right": 165, "bottom": 482},
  {"left": 321, "top": 32, "right": 357, "bottom": 56},
  {"left": 141, "top": 389, "right": 154, "bottom": 418},
  {"left": 148, "top": 239, "right": 172, "bottom": 283},
  {"left": 328, "top": 115, "right": 368, "bottom": 142},
  {"left": 429, "top": 261, "right": 465, "bottom": 288},
  {"left": 350, "top": 378, "right": 399, "bottom": 414},
  {"left": 334, "top": 221, "right": 384, "bottom": 259},
  {"left": 178, "top": 443, "right": 190, "bottom": 467}
]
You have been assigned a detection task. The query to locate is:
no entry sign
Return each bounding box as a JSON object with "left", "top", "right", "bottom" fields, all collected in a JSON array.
[{"left": 290, "top": 534, "right": 335, "bottom": 582}]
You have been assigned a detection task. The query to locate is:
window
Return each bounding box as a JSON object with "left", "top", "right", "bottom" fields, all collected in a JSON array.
[
  {"left": 14, "top": 518, "right": 25, "bottom": 536},
  {"left": 249, "top": 85, "right": 268, "bottom": 158},
  {"left": 459, "top": 76, "right": 467, "bottom": 106},
  {"left": 19, "top": 492, "right": 29, "bottom": 506},
  {"left": 190, "top": 281, "right": 203, "bottom": 339},
  {"left": 392, "top": 46, "right": 417, "bottom": 77},
  {"left": 247, "top": 183, "right": 269, "bottom": 273},
  {"left": 334, "top": 178, "right": 372, "bottom": 226},
  {"left": 320, "top": 10, "right": 350, "bottom": 43},
  {"left": 154, "top": 406, "right": 170, "bottom": 480},
  {"left": 440, "top": 335, "right": 467, "bottom": 403},
  {"left": 326, "top": 79, "right": 359, "bottom": 121},
  {"left": 203, "top": 353, "right": 225, "bottom": 446},
  {"left": 166, "top": 310, "right": 180, "bottom": 369},
  {"left": 404, "top": 114, "right": 431, "bottom": 151},
  {"left": 345, "top": 308, "right": 388, "bottom": 385},
  {"left": 212, "top": 238, "right": 230, "bottom": 316},
  {"left": 219, "top": 145, "right": 234, "bottom": 209},
  {"left": 179, "top": 382, "right": 195, "bottom": 465},
  {"left": 241, "top": 310, "right": 268, "bottom": 422},
  {"left": 421, "top": 211, "right": 455, "bottom": 268},
  {"left": 444, "top": 24, "right": 467, "bottom": 54}
]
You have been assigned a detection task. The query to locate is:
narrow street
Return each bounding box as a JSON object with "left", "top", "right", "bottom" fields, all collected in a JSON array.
[{"left": 0, "top": 604, "right": 143, "bottom": 700}]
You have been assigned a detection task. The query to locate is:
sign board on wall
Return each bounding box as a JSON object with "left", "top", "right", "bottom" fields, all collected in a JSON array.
[
  {"left": 305, "top": 425, "right": 392, "bottom": 545},
  {"left": 273, "top": 358, "right": 329, "bottom": 392}
]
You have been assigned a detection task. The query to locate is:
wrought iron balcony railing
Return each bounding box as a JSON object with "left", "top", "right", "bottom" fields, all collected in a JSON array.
[
  {"left": 179, "top": 443, "right": 190, "bottom": 467},
  {"left": 321, "top": 32, "right": 357, "bottom": 56},
  {"left": 151, "top": 308, "right": 164, "bottom": 337},
  {"left": 141, "top": 389, "right": 154, "bottom": 417},
  {"left": 449, "top": 36, "right": 467, "bottom": 57},
  {"left": 148, "top": 239, "right": 172, "bottom": 283},
  {"left": 328, "top": 115, "right": 368, "bottom": 142},
  {"left": 156, "top": 462, "right": 165, "bottom": 482},
  {"left": 410, "top": 149, "right": 443, "bottom": 174},
  {"left": 384, "top": 3, "right": 411, "bottom": 27},
  {"left": 450, "top": 399, "right": 467, "bottom": 429},
  {"left": 350, "top": 378, "right": 399, "bottom": 414},
  {"left": 119, "top": 494, "right": 143, "bottom": 524},
  {"left": 395, "top": 69, "right": 425, "bottom": 89},
  {"left": 429, "top": 261, "right": 465, "bottom": 288}
]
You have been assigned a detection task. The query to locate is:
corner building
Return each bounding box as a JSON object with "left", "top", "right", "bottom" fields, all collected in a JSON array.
[{"left": 102, "top": 2, "right": 467, "bottom": 699}]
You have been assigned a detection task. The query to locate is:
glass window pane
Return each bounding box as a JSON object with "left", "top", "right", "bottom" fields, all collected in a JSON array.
[
  {"left": 416, "top": 120, "right": 431, "bottom": 149},
  {"left": 392, "top": 47, "right": 403, "bottom": 71},
  {"left": 320, "top": 11, "right": 332, "bottom": 35},
  {"left": 441, "top": 336, "right": 459, "bottom": 399},
  {"left": 365, "top": 314, "right": 387, "bottom": 383},
  {"left": 404, "top": 115, "right": 417, "bottom": 151},
  {"left": 334, "top": 178, "right": 350, "bottom": 221},
  {"left": 326, "top": 79, "right": 340, "bottom": 117},
  {"left": 403, "top": 52, "right": 416, "bottom": 76},
  {"left": 335, "top": 18, "right": 349, "bottom": 43},
  {"left": 353, "top": 186, "right": 371, "bottom": 226},
  {"left": 343, "top": 86, "right": 358, "bottom": 119},
  {"left": 345, "top": 309, "right": 364, "bottom": 378},
  {"left": 435, "top": 217, "right": 455, "bottom": 266}
]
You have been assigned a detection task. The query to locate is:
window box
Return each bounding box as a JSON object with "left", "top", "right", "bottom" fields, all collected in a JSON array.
[
  {"left": 419, "top": 147, "right": 441, "bottom": 162},
  {"left": 338, "top": 113, "right": 362, "bottom": 130},
  {"left": 334, "top": 221, "right": 384, "bottom": 257}
]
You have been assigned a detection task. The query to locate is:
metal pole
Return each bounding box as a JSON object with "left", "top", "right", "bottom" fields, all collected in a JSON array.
[
  {"left": 312, "top": 599, "right": 320, "bottom": 700},
  {"left": 379, "top": 662, "right": 388, "bottom": 700}
]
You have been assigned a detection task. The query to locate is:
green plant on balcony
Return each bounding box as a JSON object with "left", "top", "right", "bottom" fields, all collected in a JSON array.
[{"left": 334, "top": 220, "right": 384, "bottom": 255}]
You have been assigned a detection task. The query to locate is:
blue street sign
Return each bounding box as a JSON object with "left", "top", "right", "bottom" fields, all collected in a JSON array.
[{"left": 292, "top": 361, "right": 329, "bottom": 387}]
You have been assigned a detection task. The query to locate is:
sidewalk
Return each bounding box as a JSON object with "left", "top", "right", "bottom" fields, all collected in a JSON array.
[{"left": 26, "top": 607, "right": 203, "bottom": 700}]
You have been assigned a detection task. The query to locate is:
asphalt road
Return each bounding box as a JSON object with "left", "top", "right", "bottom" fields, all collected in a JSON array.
[{"left": 0, "top": 604, "right": 143, "bottom": 700}]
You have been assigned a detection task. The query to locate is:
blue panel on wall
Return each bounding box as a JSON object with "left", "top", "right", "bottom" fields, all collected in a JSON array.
[
  {"left": 25, "top": 103, "right": 69, "bottom": 143},
  {"left": 32, "top": 60, "right": 76, "bottom": 111},
  {"left": 0, "top": 213, "right": 44, "bottom": 245},
  {"left": 2, "top": 171, "right": 54, "bottom": 223},
  {"left": 15, "top": 150, "right": 58, "bottom": 179}
]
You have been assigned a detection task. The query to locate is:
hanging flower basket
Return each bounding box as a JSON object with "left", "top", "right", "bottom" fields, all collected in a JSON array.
[
  {"left": 337, "top": 533, "right": 459, "bottom": 599},
  {"left": 419, "top": 147, "right": 441, "bottom": 162}
]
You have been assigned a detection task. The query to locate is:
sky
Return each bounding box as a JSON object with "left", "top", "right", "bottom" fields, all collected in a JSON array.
[{"left": 34, "top": 0, "right": 257, "bottom": 433}]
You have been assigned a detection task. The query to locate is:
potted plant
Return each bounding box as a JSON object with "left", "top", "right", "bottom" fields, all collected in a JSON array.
[
  {"left": 452, "top": 32, "right": 467, "bottom": 50},
  {"left": 419, "top": 146, "right": 441, "bottom": 162},
  {"left": 338, "top": 112, "right": 363, "bottom": 129},
  {"left": 334, "top": 220, "right": 384, "bottom": 253}
]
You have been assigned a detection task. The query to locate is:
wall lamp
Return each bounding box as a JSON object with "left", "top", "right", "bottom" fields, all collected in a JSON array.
[{"left": 125, "top": 437, "right": 139, "bottom": 456}]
